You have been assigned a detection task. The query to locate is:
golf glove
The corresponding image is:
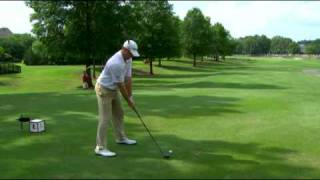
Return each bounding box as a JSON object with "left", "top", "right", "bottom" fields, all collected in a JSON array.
[{"left": 129, "top": 96, "right": 134, "bottom": 104}]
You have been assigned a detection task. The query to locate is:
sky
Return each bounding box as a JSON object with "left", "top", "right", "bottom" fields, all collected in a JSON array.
[
  {"left": 0, "top": 1, "right": 319, "bottom": 41},
  {"left": 0, "top": 1, "right": 34, "bottom": 34},
  {"left": 170, "top": 1, "right": 320, "bottom": 41}
]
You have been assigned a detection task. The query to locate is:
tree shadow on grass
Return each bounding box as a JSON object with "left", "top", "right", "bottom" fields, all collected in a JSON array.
[
  {"left": 0, "top": 91, "right": 240, "bottom": 161},
  {"left": 183, "top": 58, "right": 301, "bottom": 74},
  {"left": 134, "top": 73, "right": 213, "bottom": 79},
  {"left": 0, "top": 92, "right": 243, "bottom": 123},
  {"left": 134, "top": 59, "right": 254, "bottom": 77},
  {"left": 134, "top": 71, "right": 249, "bottom": 81},
  {"left": 0, "top": 131, "right": 318, "bottom": 179},
  {"left": 159, "top": 59, "right": 256, "bottom": 72},
  {"left": 169, "top": 81, "right": 287, "bottom": 90},
  {"left": 214, "top": 65, "right": 301, "bottom": 73},
  {"left": 0, "top": 92, "right": 242, "bottom": 155},
  {"left": 132, "top": 94, "right": 242, "bottom": 118},
  {"left": 158, "top": 65, "right": 213, "bottom": 73},
  {"left": 169, "top": 59, "right": 230, "bottom": 66},
  {"left": 134, "top": 80, "right": 287, "bottom": 90},
  {"left": 0, "top": 92, "right": 319, "bottom": 178},
  {"left": 160, "top": 72, "right": 249, "bottom": 78},
  {"left": 169, "top": 58, "right": 256, "bottom": 66},
  {"left": 0, "top": 81, "right": 10, "bottom": 86}
]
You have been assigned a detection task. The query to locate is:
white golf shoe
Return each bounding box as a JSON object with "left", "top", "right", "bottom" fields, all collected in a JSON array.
[
  {"left": 94, "top": 146, "right": 116, "bottom": 157},
  {"left": 116, "top": 138, "right": 137, "bottom": 145}
]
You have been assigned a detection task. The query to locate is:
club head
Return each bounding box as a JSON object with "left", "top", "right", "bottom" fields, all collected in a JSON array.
[{"left": 163, "top": 150, "right": 173, "bottom": 159}]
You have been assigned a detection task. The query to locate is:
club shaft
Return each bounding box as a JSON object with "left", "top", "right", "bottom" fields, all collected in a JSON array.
[{"left": 132, "top": 107, "right": 164, "bottom": 155}]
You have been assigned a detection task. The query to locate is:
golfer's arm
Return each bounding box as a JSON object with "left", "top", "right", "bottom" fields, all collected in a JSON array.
[
  {"left": 125, "top": 76, "right": 132, "bottom": 98},
  {"left": 117, "top": 82, "right": 130, "bottom": 103}
]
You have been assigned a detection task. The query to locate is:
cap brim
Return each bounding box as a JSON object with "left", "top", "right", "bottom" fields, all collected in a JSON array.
[{"left": 130, "top": 50, "right": 140, "bottom": 57}]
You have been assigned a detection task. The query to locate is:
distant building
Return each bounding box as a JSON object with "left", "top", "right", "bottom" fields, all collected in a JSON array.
[
  {"left": 0, "top": 27, "right": 13, "bottom": 37},
  {"left": 298, "top": 40, "right": 312, "bottom": 54},
  {"left": 299, "top": 44, "right": 306, "bottom": 54}
]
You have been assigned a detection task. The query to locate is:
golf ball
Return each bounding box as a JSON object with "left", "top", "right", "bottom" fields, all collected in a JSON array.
[{"left": 169, "top": 150, "right": 173, "bottom": 153}]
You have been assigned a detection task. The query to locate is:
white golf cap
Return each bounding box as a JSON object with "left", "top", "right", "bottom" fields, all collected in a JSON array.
[{"left": 123, "top": 40, "right": 140, "bottom": 57}]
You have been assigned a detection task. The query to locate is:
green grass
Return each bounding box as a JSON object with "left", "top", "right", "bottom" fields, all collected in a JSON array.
[{"left": 1, "top": 57, "right": 320, "bottom": 178}]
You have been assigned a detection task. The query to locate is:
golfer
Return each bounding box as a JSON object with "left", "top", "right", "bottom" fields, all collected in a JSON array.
[{"left": 94, "top": 40, "right": 140, "bottom": 157}]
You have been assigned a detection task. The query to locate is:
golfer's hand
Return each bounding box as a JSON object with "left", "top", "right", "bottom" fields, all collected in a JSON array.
[
  {"left": 129, "top": 96, "right": 134, "bottom": 104},
  {"left": 128, "top": 99, "right": 135, "bottom": 109}
]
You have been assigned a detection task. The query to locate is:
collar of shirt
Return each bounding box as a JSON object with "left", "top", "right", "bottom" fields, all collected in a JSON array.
[{"left": 119, "top": 50, "right": 131, "bottom": 64}]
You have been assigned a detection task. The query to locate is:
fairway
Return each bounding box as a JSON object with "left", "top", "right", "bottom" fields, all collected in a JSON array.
[{"left": 1, "top": 57, "right": 320, "bottom": 178}]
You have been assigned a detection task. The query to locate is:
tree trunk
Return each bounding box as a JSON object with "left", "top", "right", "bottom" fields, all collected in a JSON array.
[
  {"left": 214, "top": 55, "right": 219, "bottom": 61},
  {"left": 158, "top": 58, "right": 162, "bottom": 67},
  {"left": 149, "top": 58, "right": 154, "bottom": 75},
  {"left": 201, "top": 56, "right": 203, "bottom": 62},
  {"left": 92, "top": 2, "right": 97, "bottom": 79},
  {"left": 222, "top": 55, "right": 225, "bottom": 60},
  {"left": 93, "top": 58, "right": 96, "bottom": 79},
  {"left": 193, "top": 54, "right": 196, "bottom": 67},
  {"left": 85, "top": 0, "right": 93, "bottom": 88}
]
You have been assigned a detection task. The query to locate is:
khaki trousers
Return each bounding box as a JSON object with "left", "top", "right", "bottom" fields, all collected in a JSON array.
[{"left": 95, "top": 83, "right": 127, "bottom": 149}]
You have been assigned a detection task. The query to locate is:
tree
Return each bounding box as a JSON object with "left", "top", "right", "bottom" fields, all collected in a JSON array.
[
  {"left": 182, "top": 8, "right": 211, "bottom": 66},
  {"left": 23, "top": 39, "right": 50, "bottom": 65},
  {"left": 0, "top": 46, "right": 13, "bottom": 62},
  {"left": 237, "top": 35, "right": 299, "bottom": 55},
  {"left": 223, "top": 37, "right": 237, "bottom": 58},
  {"left": 288, "top": 41, "right": 301, "bottom": 54},
  {"left": 258, "top": 35, "right": 271, "bottom": 55},
  {"left": 26, "top": 1, "right": 68, "bottom": 62},
  {"left": 234, "top": 38, "right": 244, "bottom": 54},
  {"left": 0, "top": 34, "right": 34, "bottom": 61},
  {"left": 242, "top": 36, "right": 257, "bottom": 55},
  {"left": 132, "top": 0, "right": 179, "bottom": 74},
  {"left": 305, "top": 39, "right": 320, "bottom": 55},
  {"left": 26, "top": 1, "right": 127, "bottom": 84},
  {"left": 210, "top": 23, "right": 231, "bottom": 61},
  {"left": 0, "top": 46, "right": 6, "bottom": 61},
  {"left": 270, "top": 36, "right": 294, "bottom": 54},
  {"left": 0, "top": 47, "right": 4, "bottom": 58},
  {"left": 236, "top": 35, "right": 271, "bottom": 55},
  {"left": 157, "top": 15, "right": 182, "bottom": 66}
]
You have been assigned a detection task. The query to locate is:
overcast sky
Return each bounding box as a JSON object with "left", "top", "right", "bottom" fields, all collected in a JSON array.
[
  {"left": 0, "top": 1, "right": 34, "bottom": 34},
  {"left": 170, "top": 1, "right": 320, "bottom": 41},
  {"left": 1, "top": 1, "right": 319, "bottom": 41}
]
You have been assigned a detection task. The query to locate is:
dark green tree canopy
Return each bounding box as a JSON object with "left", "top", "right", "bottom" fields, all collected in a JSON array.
[{"left": 182, "top": 8, "right": 212, "bottom": 66}]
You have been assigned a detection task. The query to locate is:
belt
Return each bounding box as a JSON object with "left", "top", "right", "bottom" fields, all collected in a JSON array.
[{"left": 98, "top": 83, "right": 117, "bottom": 92}]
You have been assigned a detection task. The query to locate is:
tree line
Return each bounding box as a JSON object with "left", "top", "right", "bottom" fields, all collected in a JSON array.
[
  {"left": 22, "top": 0, "right": 235, "bottom": 75},
  {"left": 1, "top": 1, "right": 320, "bottom": 76},
  {"left": 234, "top": 35, "right": 320, "bottom": 56},
  {"left": 0, "top": 34, "right": 34, "bottom": 62}
]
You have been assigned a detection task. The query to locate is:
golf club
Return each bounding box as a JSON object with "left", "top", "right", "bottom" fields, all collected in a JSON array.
[{"left": 132, "top": 106, "right": 173, "bottom": 159}]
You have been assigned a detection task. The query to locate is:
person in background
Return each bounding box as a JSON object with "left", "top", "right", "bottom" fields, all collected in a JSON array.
[{"left": 82, "top": 70, "right": 89, "bottom": 89}]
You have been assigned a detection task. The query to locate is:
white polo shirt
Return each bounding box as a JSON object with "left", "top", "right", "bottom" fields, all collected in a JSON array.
[{"left": 97, "top": 50, "right": 132, "bottom": 90}]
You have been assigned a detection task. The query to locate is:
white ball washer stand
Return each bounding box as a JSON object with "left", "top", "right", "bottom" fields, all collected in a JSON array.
[{"left": 29, "top": 119, "right": 46, "bottom": 133}]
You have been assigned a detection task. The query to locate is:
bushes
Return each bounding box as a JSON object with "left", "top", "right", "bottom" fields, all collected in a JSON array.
[
  {"left": 23, "top": 47, "right": 43, "bottom": 65},
  {"left": 0, "top": 46, "right": 14, "bottom": 62},
  {"left": 0, "top": 34, "right": 35, "bottom": 62},
  {"left": 23, "top": 40, "right": 56, "bottom": 65},
  {"left": 0, "top": 63, "right": 21, "bottom": 74},
  {"left": 305, "top": 39, "right": 320, "bottom": 55}
]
